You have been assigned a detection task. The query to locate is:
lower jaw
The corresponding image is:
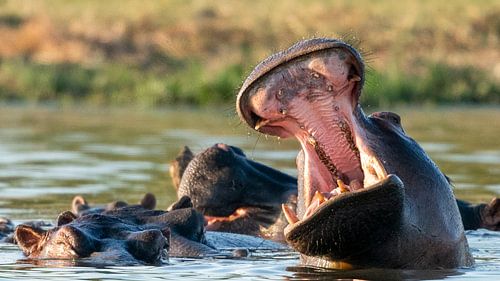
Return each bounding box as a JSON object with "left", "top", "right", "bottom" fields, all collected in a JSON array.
[{"left": 284, "top": 174, "right": 405, "bottom": 260}]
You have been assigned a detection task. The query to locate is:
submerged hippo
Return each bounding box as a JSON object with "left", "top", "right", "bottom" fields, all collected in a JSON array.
[
  {"left": 15, "top": 211, "right": 171, "bottom": 265},
  {"left": 232, "top": 38, "right": 476, "bottom": 269},
  {"left": 13, "top": 194, "right": 286, "bottom": 265},
  {"left": 15, "top": 194, "right": 181, "bottom": 265},
  {"left": 173, "top": 143, "right": 500, "bottom": 244}
]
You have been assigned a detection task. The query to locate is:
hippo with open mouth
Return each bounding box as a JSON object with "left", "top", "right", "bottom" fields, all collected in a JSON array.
[{"left": 235, "top": 38, "right": 474, "bottom": 269}]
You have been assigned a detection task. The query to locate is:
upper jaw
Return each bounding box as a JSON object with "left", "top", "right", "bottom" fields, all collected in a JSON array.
[
  {"left": 236, "top": 38, "right": 365, "bottom": 131},
  {"left": 235, "top": 36, "right": 376, "bottom": 225}
]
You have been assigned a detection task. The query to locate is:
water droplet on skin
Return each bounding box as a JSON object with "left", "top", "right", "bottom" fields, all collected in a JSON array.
[
  {"left": 328, "top": 85, "right": 333, "bottom": 92},
  {"left": 280, "top": 108, "right": 288, "bottom": 115},
  {"left": 265, "top": 135, "right": 268, "bottom": 140}
]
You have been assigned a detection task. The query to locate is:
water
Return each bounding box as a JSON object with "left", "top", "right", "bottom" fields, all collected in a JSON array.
[{"left": 0, "top": 106, "right": 499, "bottom": 280}]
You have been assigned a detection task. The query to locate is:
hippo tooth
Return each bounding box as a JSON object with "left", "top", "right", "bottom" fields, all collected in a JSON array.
[
  {"left": 313, "top": 191, "right": 326, "bottom": 204},
  {"left": 304, "top": 192, "right": 327, "bottom": 219},
  {"left": 282, "top": 204, "right": 299, "bottom": 224},
  {"left": 372, "top": 157, "right": 388, "bottom": 179},
  {"left": 336, "top": 179, "right": 350, "bottom": 193}
]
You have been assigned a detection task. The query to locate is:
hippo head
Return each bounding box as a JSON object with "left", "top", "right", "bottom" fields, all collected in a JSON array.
[
  {"left": 236, "top": 38, "right": 468, "bottom": 268},
  {"left": 174, "top": 143, "right": 296, "bottom": 237},
  {"left": 15, "top": 210, "right": 170, "bottom": 265}
]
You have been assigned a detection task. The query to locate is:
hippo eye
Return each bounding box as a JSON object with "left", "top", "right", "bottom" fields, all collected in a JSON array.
[{"left": 383, "top": 113, "right": 401, "bottom": 125}]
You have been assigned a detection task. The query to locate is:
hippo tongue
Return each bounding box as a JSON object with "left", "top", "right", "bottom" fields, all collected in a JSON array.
[{"left": 284, "top": 175, "right": 404, "bottom": 261}]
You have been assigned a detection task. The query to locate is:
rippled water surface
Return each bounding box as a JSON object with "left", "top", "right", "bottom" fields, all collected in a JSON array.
[{"left": 0, "top": 106, "right": 499, "bottom": 280}]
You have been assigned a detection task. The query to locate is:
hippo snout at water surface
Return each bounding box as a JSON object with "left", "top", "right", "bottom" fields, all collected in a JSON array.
[{"left": 235, "top": 38, "right": 474, "bottom": 269}]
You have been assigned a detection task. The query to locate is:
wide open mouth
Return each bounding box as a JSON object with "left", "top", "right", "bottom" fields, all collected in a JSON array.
[
  {"left": 236, "top": 38, "right": 388, "bottom": 221},
  {"left": 277, "top": 108, "right": 391, "bottom": 228},
  {"left": 236, "top": 39, "right": 405, "bottom": 259}
]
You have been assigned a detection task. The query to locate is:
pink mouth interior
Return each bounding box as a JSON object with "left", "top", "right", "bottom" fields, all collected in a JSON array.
[{"left": 244, "top": 49, "right": 387, "bottom": 223}]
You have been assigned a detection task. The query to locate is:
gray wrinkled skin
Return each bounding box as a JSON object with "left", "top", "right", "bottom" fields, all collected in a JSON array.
[{"left": 176, "top": 143, "right": 296, "bottom": 239}]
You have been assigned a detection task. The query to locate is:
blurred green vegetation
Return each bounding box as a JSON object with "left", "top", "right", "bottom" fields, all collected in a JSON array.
[
  {"left": 0, "top": 59, "right": 246, "bottom": 107},
  {"left": 0, "top": 0, "right": 498, "bottom": 107}
]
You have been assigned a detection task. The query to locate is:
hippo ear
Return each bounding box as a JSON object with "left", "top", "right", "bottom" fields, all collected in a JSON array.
[
  {"left": 167, "top": 195, "right": 193, "bottom": 211},
  {"left": 161, "top": 227, "right": 171, "bottom": 251},
  {"left": 169, "top": 146, "right": 194, "bottom": 190},
  {"left": 140, "top": 193, "right": 156, "bottom": 210},
  {"left": 14, "top": 225, "right": 45, "bottom": 254},
  {"left": 72, "top": 195, "right": 89, "bottom": 215},
  {"left": 56, "top": 211, "right": 77, "bottom": 226}
]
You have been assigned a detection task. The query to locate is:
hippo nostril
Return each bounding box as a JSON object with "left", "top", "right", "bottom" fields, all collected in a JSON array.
[{"left": 347, "top": 65, "right": 361, "bottom": 82}]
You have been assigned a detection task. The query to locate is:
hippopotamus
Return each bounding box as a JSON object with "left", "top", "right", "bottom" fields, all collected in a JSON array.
[
  {"left": 173, "top": 144, "right": 500, "bottom": 239},
  {"left": 225, "top": 37, "right": 485, "bottom": 269},
  {"left": 172, "top": 144, "right": 297, "bottom": 240},
  {"left": 15, "top": 211, "right": 171, "bottom": 265},
  {"left": 11, "top": 193, "right": 287, "bottom": 265}
]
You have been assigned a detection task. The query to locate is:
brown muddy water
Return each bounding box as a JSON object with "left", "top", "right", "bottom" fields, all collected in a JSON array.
[{"left": 0, "top": 106, "right": 499, "bottom": 280}]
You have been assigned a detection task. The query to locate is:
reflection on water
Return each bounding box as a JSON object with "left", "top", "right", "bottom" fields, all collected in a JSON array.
[{"left": 0, "top": 106, "right": 499, "bottom": 280}]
